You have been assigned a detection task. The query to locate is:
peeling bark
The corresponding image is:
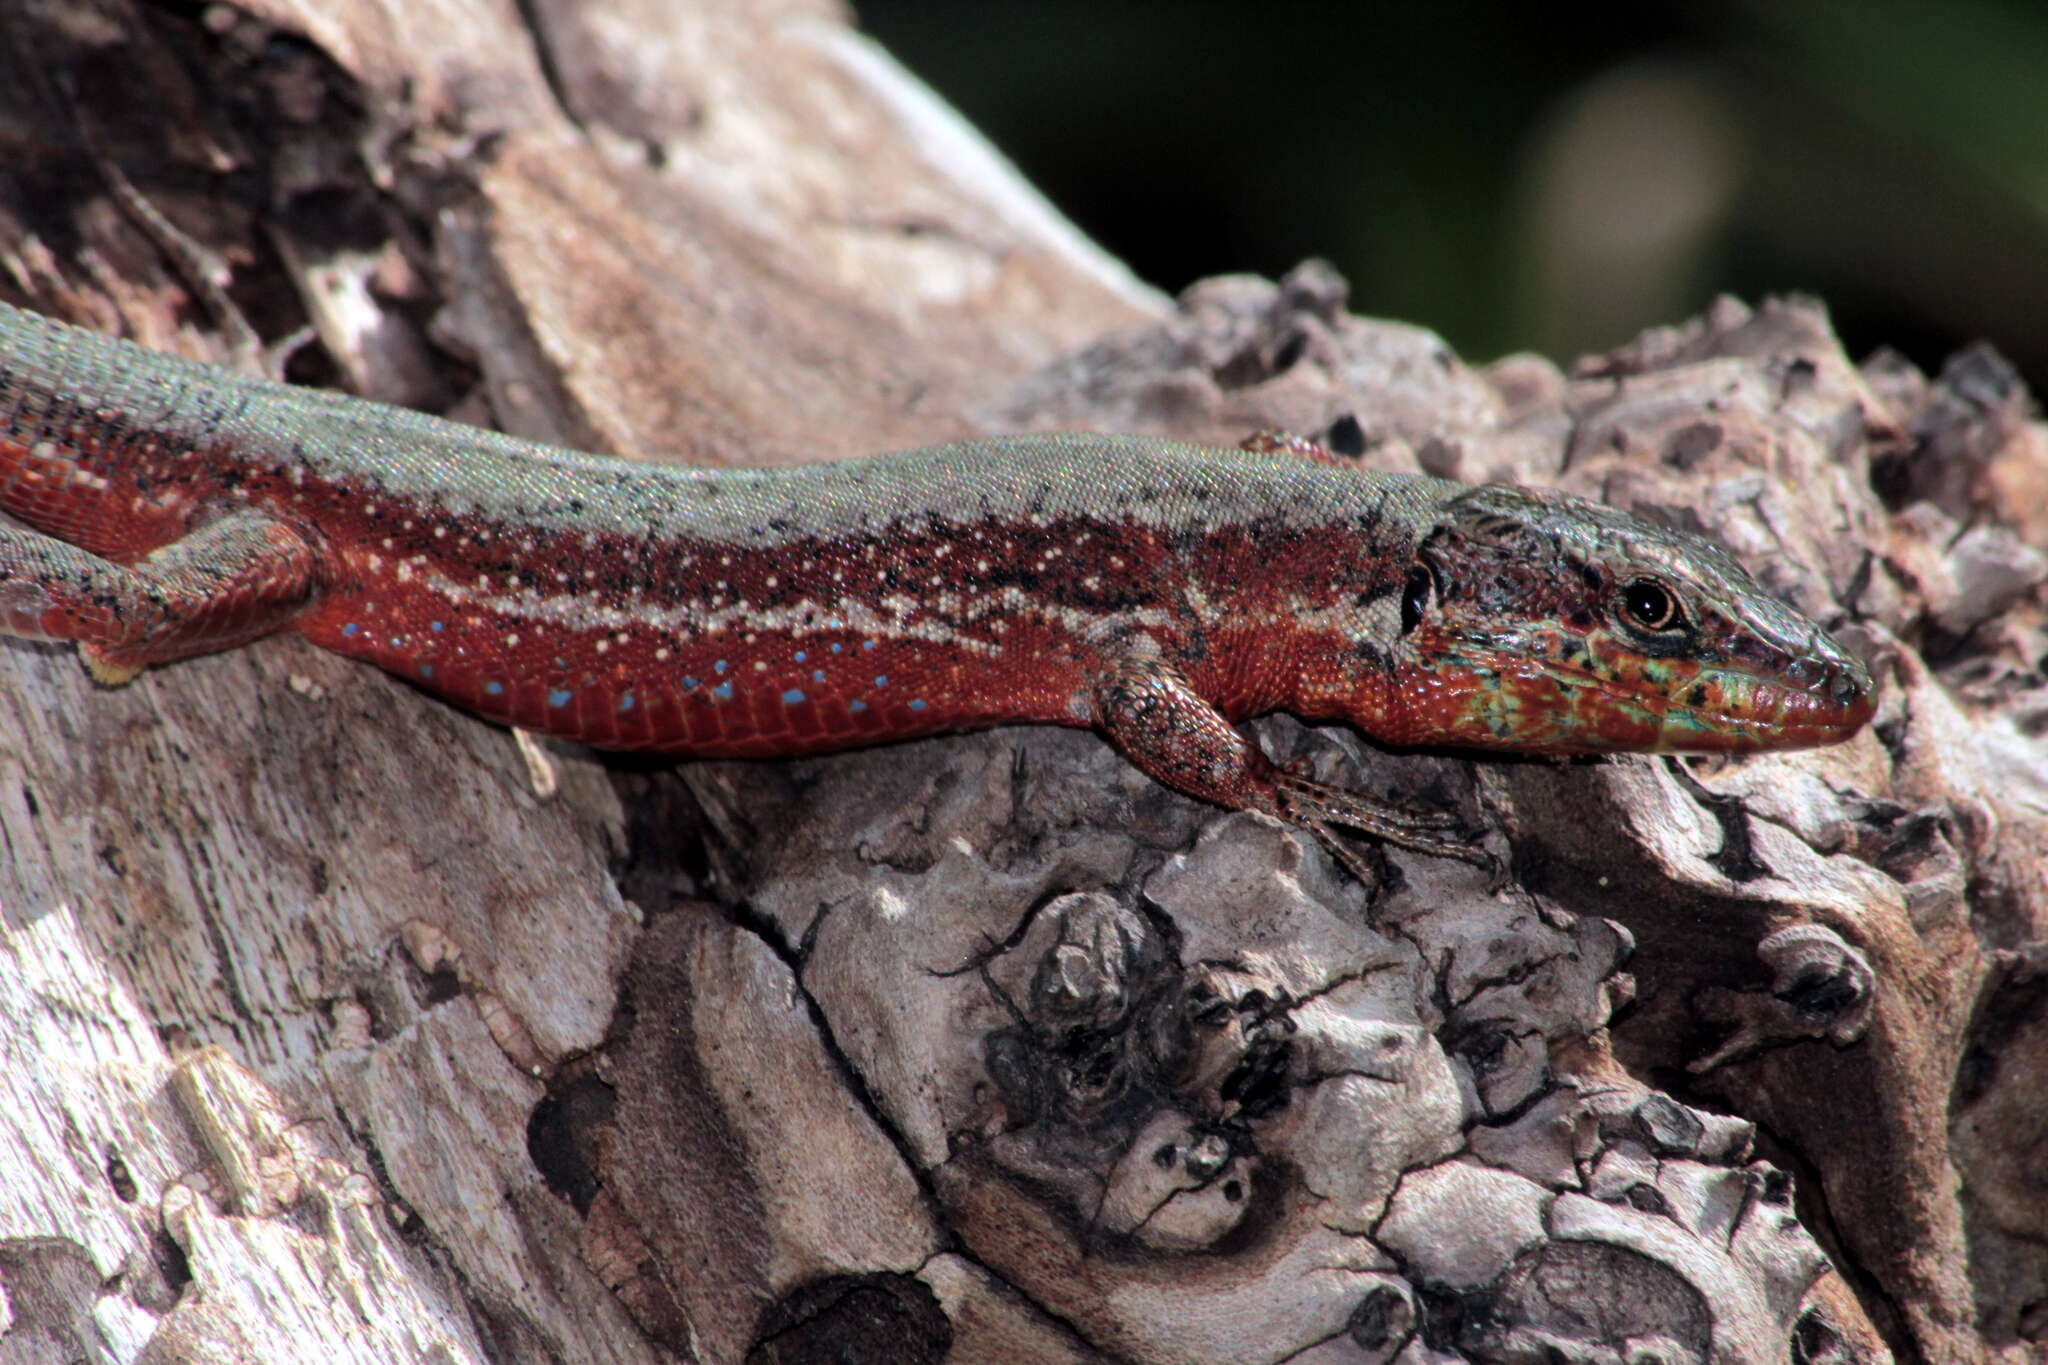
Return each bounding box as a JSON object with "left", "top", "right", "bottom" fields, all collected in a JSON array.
[{"left": 0, "top": 3, "right": 2043, "bottom": 1364}]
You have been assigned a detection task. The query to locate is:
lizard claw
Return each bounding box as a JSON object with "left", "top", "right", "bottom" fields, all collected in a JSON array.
[
  {"left": 1283, "top": 802, "right": 1390, "bottom": 895},
  {"left": 1275, "top": 759, "right": 1463, "bottom": 830},
  {"left": 1273, "top": 771, "right": 1503, "bottom": 891}
]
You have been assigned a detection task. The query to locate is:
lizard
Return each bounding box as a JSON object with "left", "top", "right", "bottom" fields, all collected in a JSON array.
[{"left": 0, "top": 300, "right": 1874, "bottom": 883}]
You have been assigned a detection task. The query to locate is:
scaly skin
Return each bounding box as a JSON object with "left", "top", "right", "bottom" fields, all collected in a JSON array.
[{"left": 0, "top": 302, "right": 1875, "bottom": 881}]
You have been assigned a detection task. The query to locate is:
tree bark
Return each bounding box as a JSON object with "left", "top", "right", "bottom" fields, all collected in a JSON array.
[{"left": 0, "top": 3, "right": 2042, "bottom": 1364}]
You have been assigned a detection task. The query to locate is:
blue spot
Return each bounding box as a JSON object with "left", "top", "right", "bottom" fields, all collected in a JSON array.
[
  {"left": 850, "top": 699, "right": 868, "bottom": 712},
  {"left": 909, "top": 699, "right": 928, "bottom": 712},
  {"left": 342, "top": 623, "right": 361, "bottom": 637},
  {"left": 875, "top": 675, "right": 889, "bottom": 687},
  {"left": 782, "top": 688, "right": 806, "bottom": 705},
  {"left": 553, "top": 657, "right": 568, "bottom": 669},
  {"left": 430, "top": 620, "right": 445, "bottom": 633},
  {"left": 417, "top": 664, "right": 434, "bottom": 679},
  {"left": 862, "top": 640, "right": 876, "bottom": 651},
  {"left": 619, "top": 693, "right": 635, "bottom": 711},
  {"left": 712, "top": 682, "right": 733, "bottom": 700},
  {"left": 683, "top": 675, "right": 700, "bottom": 690},
  {"left": 812, "top": 669, "right": 826, "bottom": 683},
  {"left": 485, "top": 681, "right": 505, "bottom": 696},
  {"left": 794, "top": 650, "right": 807, "bottom": 662},
  {"left": 830, "top": 642, "right": 843, "bottom": 653},
  {"left": 714, "top": 659, "right": 729, "bottom": 673},
  {"left": 549, "top": 689, "right": 573, "bottom": 708},
  {"left": 827, "top": 618, "right": 844, "bottom": 629}
]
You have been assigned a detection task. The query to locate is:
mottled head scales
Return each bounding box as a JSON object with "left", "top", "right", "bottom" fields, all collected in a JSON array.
[{"left": 1369, "top": 481, "right": 1875, "bottom": 754}]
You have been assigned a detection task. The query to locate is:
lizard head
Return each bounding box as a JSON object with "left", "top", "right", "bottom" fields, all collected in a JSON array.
[{"left": 1370, "top": 484, "right": 1874, "bottom": 754}]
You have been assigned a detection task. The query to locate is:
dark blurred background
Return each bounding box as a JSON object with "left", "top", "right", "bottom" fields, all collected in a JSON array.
[{"left": 859, "top": 0, "right": 2048, "bottom": 388}]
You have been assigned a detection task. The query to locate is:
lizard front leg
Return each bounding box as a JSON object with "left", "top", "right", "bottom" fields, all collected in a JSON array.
[
  {"left": 0, "top": 511, "right": 319, "bottom": 684},
  {"left": 1089, "top": 652, "right": 1499, "bottom": 889}
]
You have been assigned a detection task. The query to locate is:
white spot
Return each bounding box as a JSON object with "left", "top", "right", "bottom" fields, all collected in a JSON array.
[{"left": 505, "top": 634, "right": 521, "bottom": 647}]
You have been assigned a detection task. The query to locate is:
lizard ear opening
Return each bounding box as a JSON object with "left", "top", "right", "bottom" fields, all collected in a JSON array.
[{"left": 1400, "top": 563, "right": 1432, "bottom": 635}]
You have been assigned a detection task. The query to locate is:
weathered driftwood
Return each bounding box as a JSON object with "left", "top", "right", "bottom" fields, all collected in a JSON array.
[{"left": 1, "top": 3, "right": 2044, "bottom": 1364}]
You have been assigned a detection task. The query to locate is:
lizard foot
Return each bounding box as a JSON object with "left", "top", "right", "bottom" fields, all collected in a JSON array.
[{"left": 1272, "top": 771, "right": 1503, "bottom": 892}]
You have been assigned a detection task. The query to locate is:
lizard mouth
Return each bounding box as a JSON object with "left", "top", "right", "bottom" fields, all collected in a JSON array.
[
  {"left": 1401, "top": 645, "right": 1876, "bottom": 755},
  {"left": 1523, "top": 650, "right": 1875, "bottom": 752},
  {"left": 1664, "top": 663, "right": 1875, "bottom": 750}
]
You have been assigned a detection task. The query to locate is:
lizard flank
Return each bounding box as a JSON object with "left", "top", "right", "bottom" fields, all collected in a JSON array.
[{"left": 0, "top": 303, "right": 1875, "bottom": 880}]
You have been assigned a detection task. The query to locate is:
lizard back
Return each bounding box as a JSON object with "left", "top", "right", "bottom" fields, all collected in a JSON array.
[{"left": 0, "top": 302, "right": 1454, "bottom": 755}]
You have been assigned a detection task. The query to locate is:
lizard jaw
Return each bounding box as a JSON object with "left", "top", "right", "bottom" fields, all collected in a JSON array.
[
  {"left": 1641, "top": 662, "right": 1877, "bottom": 753},
  {"left": 1380, "top": 649, "right": 1875, "bottom": 755}
]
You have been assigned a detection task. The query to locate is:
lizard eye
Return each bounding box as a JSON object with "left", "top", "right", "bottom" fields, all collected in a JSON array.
[
  {"left": 1621, "top": 577, "right": 1683, "bottom": 631},
  {"left": 1400, "top": 563, "right": 1432, "bottom": 634}
]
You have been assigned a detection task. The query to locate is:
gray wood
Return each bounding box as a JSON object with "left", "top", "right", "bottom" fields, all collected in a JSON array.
[{"left": 1, "top": 3, "right": 2042, "bottom": 1364}]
